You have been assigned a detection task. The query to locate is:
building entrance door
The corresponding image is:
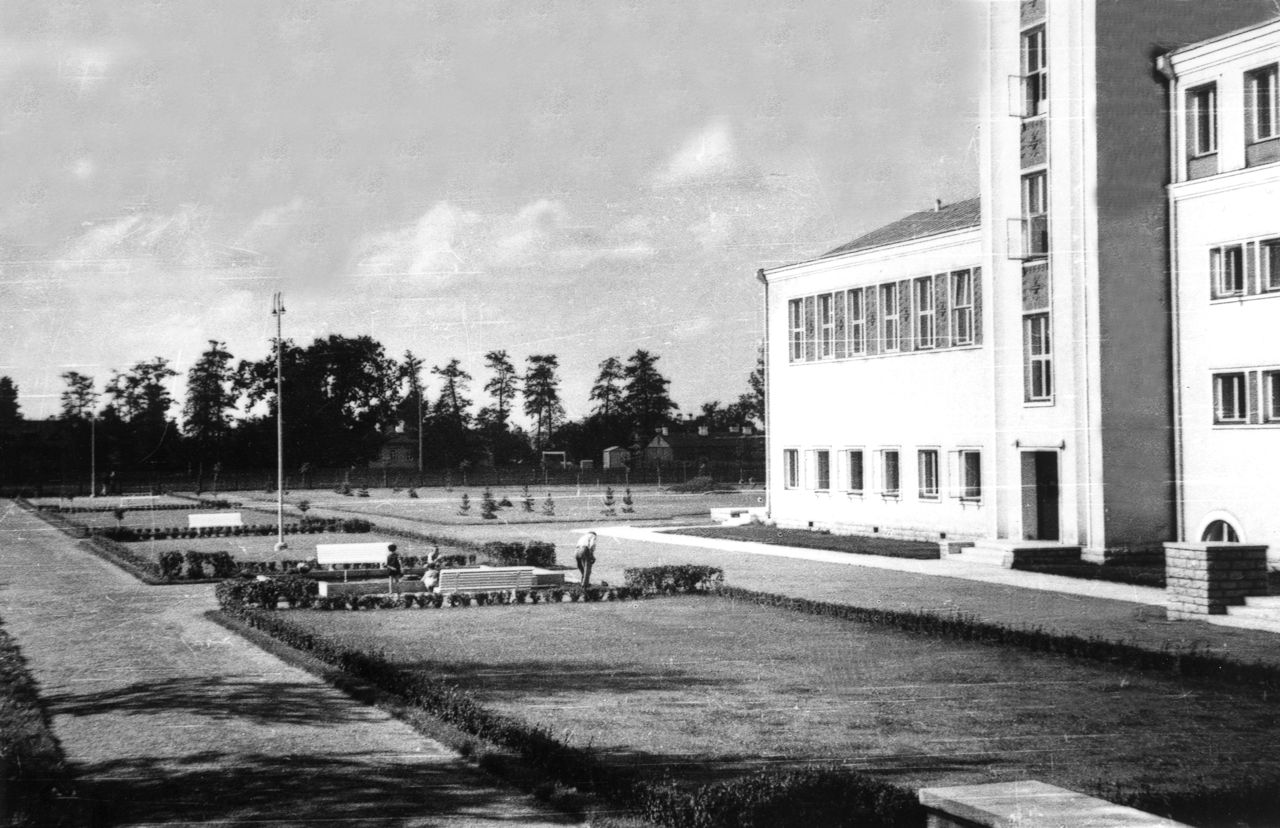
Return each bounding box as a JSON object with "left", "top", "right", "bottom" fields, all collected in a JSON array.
[{"left": 1020, "top": 450, "right": 1060, "bottom": 541}]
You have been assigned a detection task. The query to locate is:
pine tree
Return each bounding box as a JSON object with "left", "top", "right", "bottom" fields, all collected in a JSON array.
[
  {"left": 542, "top": 492, "right": 555, "bottom": 517},
  {"left": 522, "top": 485, "right": 534, "bottom": 512},
  {"left": 458, "top": 492, "right": 471, "bottom": 515},
  {"left": 481, "top": 487, "right": 498, "bottom": 520},
  {"left": 622, "top": 487, "right": 635, "bottom": 513},
  {"left": 602, "top": 486, "right": 616, "bottom": 516}
]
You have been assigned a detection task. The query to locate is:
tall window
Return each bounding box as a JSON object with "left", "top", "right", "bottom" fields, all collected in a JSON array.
[
  {"left": 1025, "top": 312, "right": 1053, "bottom": 402},
  {"left": 788, "top": 299, "right": 804, "bottom": 362},
  {"left": 818, "top": 293, "right": 835, "bottom": 359},
  {"left": 1211, "top": 245, "right": 1245, "bottom": 297},
  {"left": 847, "top": 449, "right": 864, "bottom": 493},
  {"left": 848, "top": 289, "right": 866, "bottom": 355},
  {"left": 1021, "top": 171, "right": 1048, "bottom": 257},
  {"left": 783, "top": 449, "right": 800, "bottom": 488},
  {"left": 951, "top": 270, "right": 974, "bottom": 345},
  {"left": 1021, "top": 26, "right": 1047, "bottom": 117},
  {"left": 1247, "top": 65, "right": 1278, "bottom": 143},
  {"left": 880, "top": 449, "right": 900, "bottom": 497},
  {"left": 959, "top": 450, "right": 982, "bottom": 501},
  {"left": 881, "top": 283, "right": 900, "bottom": 352},
  {"left": 1214, "top": 373, "right": 1247, "bottom": 424},
  {"left": 1263, "top": 240, "right": 1280, "bottom": 292},
  {"left": 814, "top": 449, "right": 830, "bottom": 491},
  {"left": 917, "top": 449, "right": 939, "bottom": 500},
  {"left": 1264, "top": 371, "right": 1280, "bottom": 423},
  {"left": 1189, "top": 83, "right": 1218, "bottom": 156},
  {"left": 914, "top": 276, "right": 935, "bottom": 349}
]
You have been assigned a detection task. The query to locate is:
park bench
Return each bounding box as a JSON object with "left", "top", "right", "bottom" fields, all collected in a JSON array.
[
  {"left": 187, "top": 512, "right": 244, "bottom": 529},
  {"left": 436, "top": 566, "right": 565, "bottom": 594}
]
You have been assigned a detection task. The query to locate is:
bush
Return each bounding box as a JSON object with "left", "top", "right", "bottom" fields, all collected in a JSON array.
[
  {"left": 480, "top": 541, "right": 557, "bottom": 568},
  {"left": 624, "top": 565, "right": 724, "bottom": 594},
  {"left": 665, "top": 476, "right": 731, "bottom": 493},
  {"left": 159, "top": 550, "right": 185, "bottom": 579}
]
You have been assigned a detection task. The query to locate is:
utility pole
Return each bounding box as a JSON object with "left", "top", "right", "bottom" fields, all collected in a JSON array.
[
  {"left": 272, "top": 292, "right": 288, "bottom": 552},
  {"left": 89, "top": 411, "right": 96, "bottom": 498}
]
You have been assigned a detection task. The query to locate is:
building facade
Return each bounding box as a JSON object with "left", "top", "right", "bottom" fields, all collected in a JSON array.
[{"left": 760, "top": 0, "right": 1279, "bottom": 561}]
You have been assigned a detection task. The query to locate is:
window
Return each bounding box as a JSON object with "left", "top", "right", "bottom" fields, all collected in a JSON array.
[
  {"left": 880, "top": 449, "right": 900, "bottom": 496},
  {"left": 818, "top": 294, "right": 835, "bottom": 359},
  {"left": 846, "top": 449, "right": 864, "bottom": 493},
  {"left": 1247, "top": 65, "right": 1278, "bottom": 143},
  {"left": 811, "top": 449, "right": 831, "bottom": 491},
  {"left": 918, "top": 449, "right": 939, "bottom": 500},
  {"left": 1021, "top": 172, "right": 1048, "bottom": 257},
  {"left": 1213, "top": 372, "right": 1247, "bottom": 424},
  {"left": 1201, "top": 519, "right": 1239, "bottom": 543},
  {"left": 1265, "top": 371, "right": 1280, "bottom": 422},
  {"left": 1263, "top": 240, "right": 1280, "bottom": 292},
  {"left": 1188, "top": 83, "right": 1217, "bottom": 156},
  {"left": 788, "top": 299, "right": 804, "bottom": 362},
  {"left": 1021, "top": 26, "right": 1047, "bottom": 117},
  {"left": 848, "top": 289, "right": 866, "bottom": 355},
  {"left": 915, "top": 277, "right": 935, "bottom": 349},
  {"left": 783, "top": 449, "right": 800, "bottom": 488},
  {"left": 959, "top": 450, "right": 982, "bottom": 500},
  {"left": 1024, "top": 313, "right": 1053, "bottom": 402},
  {"left": 1211, "top": 245, "right": 1245, "bottom": 297},
  {"left": 881, "top": 283, "right": 900, "bottom": 352},
  {"left": 951, "top": 270, "right": 974, "bottom": 345}
]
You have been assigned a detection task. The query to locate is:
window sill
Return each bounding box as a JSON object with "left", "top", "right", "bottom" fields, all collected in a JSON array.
[
  {"left": 880, "top": 493, "right": 901, "bottom": 501},
  {"left": 919, "top": 495, "right": 940, "bottom": 503},
  {"left": 1209, "top": 290, "right": 1280, "bottom": 305},
  {"left": 1024, "top": 399, "right": 1056, "bottom": 408}
]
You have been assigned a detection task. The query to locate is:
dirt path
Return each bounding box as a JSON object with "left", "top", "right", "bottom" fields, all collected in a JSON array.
[{"left": 0, "top": 502, "right": 579, "bottom": 827}]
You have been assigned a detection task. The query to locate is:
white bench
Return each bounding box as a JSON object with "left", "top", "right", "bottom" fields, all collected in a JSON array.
[
  {"left": 188, "top": 512, "right": 244, "bottom": 529},
  {"left": 315, "top": 542, "right": 399, "bottom": 597},
  {"left": 436, "top": 566, "right": 564, "bottom": 593}
]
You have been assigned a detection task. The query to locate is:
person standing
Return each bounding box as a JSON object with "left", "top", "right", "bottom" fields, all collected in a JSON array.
[
  {"left": 386, "top": 544, "right": 403, "bottom": 594},
  {"left": 575, "top": 531, "right": 597, "bottom": 588}
]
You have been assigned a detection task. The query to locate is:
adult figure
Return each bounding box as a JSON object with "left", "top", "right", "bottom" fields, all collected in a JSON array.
[
  {"left": 575, "top": 531, "right": 597, "bottom": 588},
  {"left": 386, "top": 544, "right": 403, "bottom": 593}
]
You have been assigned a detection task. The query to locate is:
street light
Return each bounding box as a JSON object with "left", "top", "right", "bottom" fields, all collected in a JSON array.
[
  {"left": 272, "top": 292, "right": 288, "bottom": 552},
  {"left": 89, "top": 410, "right": 96, "bottom": 498}
]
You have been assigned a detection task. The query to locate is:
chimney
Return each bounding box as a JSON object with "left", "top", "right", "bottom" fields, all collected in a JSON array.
[
  {"left": 934, "top": 198, "right": 943, "bottom": 212},
  {"left": 661, "top": 426, "right": 669, "bottom": 436},
  {"left": 698, "top": 425, "right": 709, "bottom": 437}
]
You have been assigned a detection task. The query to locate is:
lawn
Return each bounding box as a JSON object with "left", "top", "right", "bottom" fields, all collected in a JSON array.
[
  {"left": 668, "top": 524, "right": 941, "bottom": 559},
  {"left": 286, "top": 595, "right": 1280, "bottom": 802}
]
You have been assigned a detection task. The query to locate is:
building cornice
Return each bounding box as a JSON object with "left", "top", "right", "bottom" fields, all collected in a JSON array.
[
  {"left": 760, "top": 225, "right": 981, "bottom": 284},
  {"left": 1168, "top": 160, "right": 1280, "bottom": 200}
]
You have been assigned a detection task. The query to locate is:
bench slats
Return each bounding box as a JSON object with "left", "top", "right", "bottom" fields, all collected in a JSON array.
[
  {"left": 188, "top": 512, "right": 244, "bottom": 529},
  {"left": 317, "top": 543, "right": 393, "bottom": 567}
]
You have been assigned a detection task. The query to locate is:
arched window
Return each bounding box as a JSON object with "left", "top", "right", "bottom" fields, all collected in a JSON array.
[{"left": 1201, "top": 519, "right": 1240, "bottom": 543}]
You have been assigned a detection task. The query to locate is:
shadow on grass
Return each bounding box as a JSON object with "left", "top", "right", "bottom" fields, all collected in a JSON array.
[
  {"left": 399, "top": 658, "right": 728, "bottom": 701},
  {"left": 74, "top": 750, "right": 577, "bottom": 826},
  {"left": 45, "top": 676, "right": 378, "bottom": 727}
]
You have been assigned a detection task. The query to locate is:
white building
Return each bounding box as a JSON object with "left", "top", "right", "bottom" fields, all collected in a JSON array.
[
  {"left": 1162, "top": 19, "right": 1280, "bottom": 557},
  {"left": 760, "top": 0, "right": 1280, "bottom": 562}
]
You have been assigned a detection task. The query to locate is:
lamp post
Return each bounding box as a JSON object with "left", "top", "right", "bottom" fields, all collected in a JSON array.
[
  {"left": 272, "top": 292, "right": 288, "bottom": 552},
  {"left": 89, "top": 411, "right": 96, "bottom": 498}
]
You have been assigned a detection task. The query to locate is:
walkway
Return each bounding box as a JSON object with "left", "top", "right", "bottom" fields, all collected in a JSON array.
[{"left": 0, "top": 502, "right": 578, "bottom": 827}]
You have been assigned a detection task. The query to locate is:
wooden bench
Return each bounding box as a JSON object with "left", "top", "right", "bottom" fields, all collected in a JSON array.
[
  {"left": 187, "top": 512, "right": 244, "bottom": 529},
  {"left": 436, "top": 566, "right": 565, "bottom": 593}
]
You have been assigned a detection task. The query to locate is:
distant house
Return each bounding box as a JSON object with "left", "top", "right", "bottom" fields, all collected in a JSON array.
[
  {"left": 642, "top": 428, "right": 764, "bottom": 470},
  {"left": 374, "top": 423, "right": 417, "bottom": 469},
  {"left": 601, "top": 446, "right": 629, "bottom": 469}
]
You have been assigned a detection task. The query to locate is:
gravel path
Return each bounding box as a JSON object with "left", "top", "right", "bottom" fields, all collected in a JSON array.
[{"left": 0, "top": 501, "right": 580, "bottom": 827}]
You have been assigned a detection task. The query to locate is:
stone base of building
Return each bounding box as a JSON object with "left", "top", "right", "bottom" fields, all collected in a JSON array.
[
  {"left": 771, "top": 517, "right": 980, "bottom": 546},
  {"left": 1164, "top": 542, "right": 1269, "bottom": 619}
]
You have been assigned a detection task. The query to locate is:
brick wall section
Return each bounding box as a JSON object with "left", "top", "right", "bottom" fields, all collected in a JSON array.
[{"left": 1164, "top": 542, "right": 1269, "bottom": 619}]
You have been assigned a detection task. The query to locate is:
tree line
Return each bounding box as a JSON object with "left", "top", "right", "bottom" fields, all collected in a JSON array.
[{"left": 0, "top": 336, "right": 763, "bottom": 484}]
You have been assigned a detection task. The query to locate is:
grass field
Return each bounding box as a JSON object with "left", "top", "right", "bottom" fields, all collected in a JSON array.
[
  {"left": 667, "top": 524, "right": 941, "bottom": 559},
  {"left": 285, "top": 595, "right": 1280, "bottom": 800}
]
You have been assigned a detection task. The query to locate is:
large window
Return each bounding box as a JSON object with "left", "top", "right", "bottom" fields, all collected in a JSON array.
[
  {"left": 880, "top": 283, "right": 900, "bottom": 352},
  {"left": 914, "top": 276, "right": 935, "bottom": 349},
  {"left": 1263, "top": 240, "right": 1280, "bottom": 292},
  {"left": 1021, "top": 171, "right": 1048, "bottom": 258},
  {"left": 918, "top": 449, "right": 939, "bottom": 500},
  {"left": 1021, "top": 26, "right": 1047, "bottom": 117},
  {"left": 814, "top": 449, "right": 830, "bottom": 491},
  {"left": 817, "top": 294, "right": 835, "bottom": 359},
  {"left": 846, "top": 449, "right": 864, "bottom": 494},
  {"left": 1025, "top": 312, "right": 1053, "bottom": 402},
  {"left": 847, "top": 289, "right": 866, "bottom": 355},
  {"left": 1214, "top": 372, "right": 1247, "bottom": 424},
  {"left": 959, "top": 450, "right": 982, "bottom": 501},
  {"left": 788, "top": 299, "right": 804, "bottom": 362},
  {"left": 951, "top": 270, "right": 974, "bottom": 345},
  {"left": 1211, "top": 245, "right": 1245, "bottom": 297},
  {"left": 1189, "top": 83, "right": 1218, "bottom": 156},
  {"left": 1265, "top": 371, "right": 1280, "bottom": 423},
  {"left": 880, "top": 449, "right": 900, "bottom": 497},
  {"left": 783, "top": 449, "right": 800, "bottom": 488},
  {"left": 1247, "top": 65, "right": 1278, "bottom": 143}
]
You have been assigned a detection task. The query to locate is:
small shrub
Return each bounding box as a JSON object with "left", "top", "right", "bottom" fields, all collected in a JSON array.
[
  {"left": 622, "top": 487, "right": 635, "bottom": 513},
  {"left": 184, "top": 550, "right": 206, "bottom": 580},
  {"left": 542, "top": 492, "right": 555, "bottom": 517},
  {"left": 665, "top": 475, "right": 728, "bottom": 494},
  {"left": 602, "top": 486, "right": 616, "bottom": 517},
  {"left": 624, "top": 565, "right": 724, "bottom": 594},
  {"left": 357, "top": 487, "right": 370, "bottom": 498},
  {"left": 498, "top": 496, "right": 513, "bottom": 508},
  {"left": 458, "top": 493, "right": 471, "bottom": 515},
  {"left": 522, "top": 485, "right": 534, "bottom": 512},
  {"left": 407, "top": 488, "right": 419, "bottom": 499},
  {"left": 159, "top": 550, "right": 184, "bottom": 579},
  {"left": 481, "top": 488, "right": 498, "bottom": 520}
]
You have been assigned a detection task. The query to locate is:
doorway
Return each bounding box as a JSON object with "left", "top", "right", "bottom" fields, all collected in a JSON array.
[{"left": 1020, "top": 450, "right": 1060, "bottom": 541}]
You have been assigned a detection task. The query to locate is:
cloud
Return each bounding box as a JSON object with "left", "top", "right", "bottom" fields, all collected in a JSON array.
[
  {"left": 655, "top": 121, "right": 739, "bottom": 186},
  {"left": 352, "top": 201, "right": 480, "bottom": 285}
]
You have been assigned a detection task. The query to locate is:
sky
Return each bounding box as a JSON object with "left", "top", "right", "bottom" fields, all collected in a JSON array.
[{"left": 0, "top": 0, "right": 984, "bottom": 427}]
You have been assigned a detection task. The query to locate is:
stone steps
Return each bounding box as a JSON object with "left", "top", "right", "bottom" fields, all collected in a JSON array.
[{"left": 952, "top": 541, "right": 1082, "bottom": 570}]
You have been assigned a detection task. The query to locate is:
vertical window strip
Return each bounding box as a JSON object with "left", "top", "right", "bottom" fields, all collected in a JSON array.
[
  {"left": 915, "top": 276, "right": 935, "bottom": 349},
  {"left": 784, "top": 449, "right": 800, "bottom": 488},
  {"left": 881, "top": 449, "right": 900, "bottom": 496},
  {"left": 847, "top": 449, "right": 864, "bottom": 493},
  {"left": 918, "top": 449, "right": 939, "bottom": 499},
  {"left": 960, "top": 450, "right": 982, "bottom": 500},
  {"left": 803, "top": 296, "right": 817, "bottom": 362},
  {"left": 848, "top": 289, "right": 865, "bottom": 355},
  {"left": 1190, "top": 84, "right": 1218, "bottom": 156},
  {"left": 952, "top": 270, "right": 974, "bottom": 345},
  {"left": 1264, "top": 240, "right": 1280, "bottom": 291},
  {"left": 1020, "top": 26, "right": 1047, "bottom": 117},
  {"left": 815, "top": 449, "right": 830, "bottom": 491},
  {"left": 818, "top": 293, "right": 835, "bottom": 359},
  {"left": 1249, "top": 65, "right": 1278, "bottom": 142},
  {"left": 881, "top": 283, "right": 899, "bottom": 352},
  {"left": 788, "top": 299, "right": 804, "bottom": 362},
  {"left": 1025, "top": 312, "right": 1053, "bottom": 402},
  {"left": 1265, "top": 371, "right": 1280, "bottom": 422},
  {"left": 1214, "top": 373, "right": 1247, "bottom": 424}
]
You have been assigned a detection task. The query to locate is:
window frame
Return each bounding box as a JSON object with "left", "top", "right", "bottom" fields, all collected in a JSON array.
[
  {"left": 1211, "top": 245, "right": 1245, "bottom": 297},
  {"left": 1021, "top": 171, "right": 1048, "bottom": 258},
  {"left": 914, "top": 276, "right": 936, "bottom": 350},
  {"left": 959, "top": 450, "right": 982, "bottom": 501},
  {"left": 1264, "top": 370, "right": 1280, "bottom": 423},
  {"left": 880, "top": 283, "right": 900, "bottom": 353},
  {"left": 917, "top": 448, "right": 940, "bottom": 500},
  {"left": 951, "top": 270, "right": 974, "bottom": 346},
  {"left": 783, "top": 448, "right": 800, "bottom": 488},
  {"left": 1024, "top": 312, "right": 1053, "bottom": 403},
  {"left": 880, "top": 448, "right": 900, "bottom": 498},
  {"left": 817, "top": 293, "right": 835, "bottom": 360},
  {"left": 788, "top": 299, "right": 804, "bottom": 362},
  {"left": 1188, "top": 83, "right": 1218, "bottom": 157},
  {"left": 1213, "top": 372, "right": 1247, "bottom": 425},
  {"left": 1247, "top": 64, "right": 1279, "bottom": 143},
  {"left": 847, "top": 289, "right": 866, "bottom": 355},
  {"left": 1262, "top": 239, "right": 1280, "bottom": 292},
  {"left": 813, "top": 448, "right": 831, "bottom": 492},
  {"left": 1020, "top": 26, "right": 1048, "bottom": 118},
  {"left": 845, "top": 448, "right": 865, "bottom": 494}
]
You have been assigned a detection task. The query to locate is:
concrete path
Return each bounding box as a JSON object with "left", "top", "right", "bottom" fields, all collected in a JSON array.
[{"left": 0, "top": 502, "right": 579, "bottom": 827}]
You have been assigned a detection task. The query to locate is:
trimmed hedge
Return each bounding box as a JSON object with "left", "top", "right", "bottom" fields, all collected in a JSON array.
[
  {"left": 0, "top": 620, "right": 79, "bottom": 827},
  {"left": 35, "top": 500, "right": 239, "bottom": 514},
  {"left": 624, "top": 565, "right": 724, "bottom": 594},
  {"left": 94, "top": 516, "right": 372, "bottom": 542},
  {"left": 214, "top": 591, "right": 925, "bottom": 827},
  {"left": 480, "top": 540, "right": 556, "bottom": 568}
]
